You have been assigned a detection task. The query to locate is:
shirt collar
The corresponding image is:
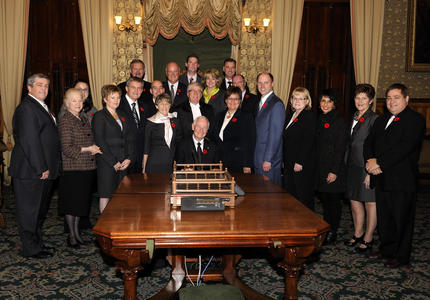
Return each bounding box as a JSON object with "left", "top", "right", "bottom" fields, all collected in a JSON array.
[
  {"left": 192, "top": 135, "right": 204, "bottom": 148},
  {"left": 29, "top": 94, "right": 47, "bottom": 108},
  {"left": 126, "top": 94, "right": 138, "bottom": 107},
  {"left": 260, "top": 91, "right": 273, "bottom": 104}
]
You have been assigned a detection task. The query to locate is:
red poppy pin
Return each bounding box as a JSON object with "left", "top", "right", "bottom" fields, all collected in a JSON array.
[
  {"left": 359, "top": 117, "right": 365, "bottom": 123},
  {"left": 143, "top": 88, "right": 146, "bottom": 92},
  {"left": 324, "top": 123, "right": 330, "bottom": 128},
  {"left": 177, "top": 88, "right": 181, "bottom": 93},
  {"left": 140, "top": 107, "right": 144, "bottom": 112},
  {"left": 121, "top": 117, "right": 126, "bottom": 122},
  {"left": 232, "top": 117, "right": 237, "bottom": 122},
  {"left": 90, "top": 112, "right": 94, "bottom": 116},
  {"left": 293, "top": 118, "right": 298, "bottom": 123},
  {"left": 171, "top": 122, "right": 176, "bottom": 128},
  {"left": 211, "top": 95, "right": 215, "bottom": 100},
  {"left": 245, "top": 94, "right": 250, "bottom": 99},
  {"left": 262, "top": 103, "right": 267, "bottom": 109},
  {"left": 394, "top": 117, "right": 399, "bottom": 122},
  {"left": 202, "top": 149, "right": 208, "bottom": 155}
]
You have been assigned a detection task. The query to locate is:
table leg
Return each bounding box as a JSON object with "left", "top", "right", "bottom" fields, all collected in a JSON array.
[
  {"left": 274, "top": 246, "right": 316, "bottom": 300},
  {"left": 223, "top": 254, "right": 272, "bottom": 300},
  {"left": 98, "top": 236, "right": 150, "bottom": 300},
  {"left": 148, "top": 254, "right": 185, "bottom": 300}
]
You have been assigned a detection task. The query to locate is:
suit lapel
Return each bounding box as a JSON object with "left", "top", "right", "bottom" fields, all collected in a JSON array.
[
  {"left": 256, "top": 93, "right": 275, "bottom": 119},
  {"left": 189, "top": 138, "right": 198, "bottom": 162},
  {"left": 27, "top": 95, "right": 57, "bottom": 127},
  {"left": 103, "top": 108, "right": 123, "bottom": 133},
  {"left": 225, "top": 110, "right": 240, "bottom": 133}
]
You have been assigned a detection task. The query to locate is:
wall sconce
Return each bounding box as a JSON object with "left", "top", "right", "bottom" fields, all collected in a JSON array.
[
  {"left": 114, "top": 15, "right": 142, "bottom": 32},
  {"left": 243, "top": 18, "right": 270, "bottom": 34}
]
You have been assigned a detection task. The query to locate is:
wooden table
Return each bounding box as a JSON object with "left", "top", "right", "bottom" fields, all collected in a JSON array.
[{"left": 94, "top": 174, "right": 329, "bottom": 300}]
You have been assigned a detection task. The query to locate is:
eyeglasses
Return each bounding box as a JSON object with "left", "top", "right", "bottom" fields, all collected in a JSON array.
[
  {"left": 291, "top": 97, "right": 307, "bottom": 101},
  {"left": 189, "top": 89, "right": 202, "bottom": 94},
  {"left": 227, "top": 97, "right": 241, "bottom": 101}
]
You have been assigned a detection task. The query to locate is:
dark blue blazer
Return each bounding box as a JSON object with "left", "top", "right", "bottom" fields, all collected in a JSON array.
[{"left": 254, "top": 93, "right": 285, "bottom": 185}]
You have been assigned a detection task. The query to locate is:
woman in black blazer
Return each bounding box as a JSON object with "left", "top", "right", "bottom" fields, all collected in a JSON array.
[
  {"left": 214, "top": 86, "right": 255, "bottom": 173},
  {"left": 283, "top": 87, "right": 316, "bottom": 210},
  {"left": 92, "top": 84, "right": 134, "bottom": 213},
  {"left": 344, "top": 84, "right": 378, "bottom": 252},
  {"left": 315, "top": 88, "right": 348, "bottom": 244},
  {"left": 202, "top": 69, "right": 226, "bottom": 115},
  {"left": 143, "top": 93, "right": 182, "bottom": 173}
]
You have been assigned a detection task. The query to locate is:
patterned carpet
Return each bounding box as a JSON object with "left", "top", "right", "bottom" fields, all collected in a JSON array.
[{"left": 1, "top": 185, "right": 429, "bottom": 299}]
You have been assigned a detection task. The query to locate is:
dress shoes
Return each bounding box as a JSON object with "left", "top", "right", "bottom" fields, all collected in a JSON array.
[
  {"left": 344, "top": 234, "right": 364, "bottom": 247},
  {"left": 356, "top": 240, "right": 373, "bottom": 253},
  {"left": 28, "top": 250, "right": 53, "bottom": 259},
  {"left": 384, "top": 258, "right": 408, "bottom": 269}
]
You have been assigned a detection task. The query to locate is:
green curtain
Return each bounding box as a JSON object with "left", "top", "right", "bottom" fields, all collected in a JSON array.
[{"left": 153, "top": 28, "right": 231, "bottom": 81}]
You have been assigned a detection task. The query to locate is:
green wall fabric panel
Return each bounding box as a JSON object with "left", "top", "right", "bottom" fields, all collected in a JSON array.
[{"left": 153, "top": 28, "right": 231, "bottom": 81}]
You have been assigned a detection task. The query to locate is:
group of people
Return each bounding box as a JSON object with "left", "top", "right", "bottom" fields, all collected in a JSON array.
[
  {"left": 282, "top": 83, "right": 425, "bottom": 270},
  {"left": 10, "top": 55, "right": 425, "bottom": 270}
]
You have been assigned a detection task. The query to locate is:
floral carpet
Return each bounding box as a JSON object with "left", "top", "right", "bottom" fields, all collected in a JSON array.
[{"left": 0, "top": 185, "right": 429, "bottom": 299}]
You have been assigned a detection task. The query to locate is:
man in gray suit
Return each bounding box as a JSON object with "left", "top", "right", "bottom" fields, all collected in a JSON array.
[
  {"left": 253, "top": 72, "right": 285, "bottom": 186},
  {"left": 10, "top": 73, "right": 61, "bottom": 258}
]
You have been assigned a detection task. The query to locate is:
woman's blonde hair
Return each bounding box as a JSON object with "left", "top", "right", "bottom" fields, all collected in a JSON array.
[{"left": 290, "top": 87, "right": 312, "bottom": 110}]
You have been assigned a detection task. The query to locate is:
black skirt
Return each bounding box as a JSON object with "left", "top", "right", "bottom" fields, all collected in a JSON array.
[{"left": 59, "top": 170, "right": 96, "bottom": 216}]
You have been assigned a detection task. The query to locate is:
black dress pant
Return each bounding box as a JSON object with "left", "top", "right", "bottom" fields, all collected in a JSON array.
[
  {"left": 319, "top": 192, "right": 342, "bottom": 233},
  {"left": 13, "top": 178, "right": 54, "bottom": 256},
  {"left": 283, "top": 169, "right": 315, "bottom": 211},
  {"left": 376, "top": 189, "right": 416, "bottom": 264}
]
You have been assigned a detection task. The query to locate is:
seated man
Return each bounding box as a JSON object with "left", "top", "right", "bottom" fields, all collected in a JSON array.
[{"left": 176, "top": 116, "right": 218, "bottom": 164}]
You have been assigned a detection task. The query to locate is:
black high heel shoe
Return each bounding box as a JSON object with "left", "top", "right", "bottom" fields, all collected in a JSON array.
[
  {"left": 344, "top": 234, "right": 364, "bottom": 247},
  {"left": 356, "top": 240, "right": 373, "bottom": 253}
]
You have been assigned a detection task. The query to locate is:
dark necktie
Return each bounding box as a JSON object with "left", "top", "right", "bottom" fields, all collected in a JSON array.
[
  {"left": 131, "top": 102, "right": 139, "bottom": 127},
  {"left": 197, "top": 142, "right": 203, "bottom": 163},
  {"left": 228, "top": 81, "right": 232, "bottom": 87},
  {"left": 170, "top": 84, "right": 175, "bottom": 98},
  {"left": 189, "top": 77, "right": 193, "bottom": 84}
]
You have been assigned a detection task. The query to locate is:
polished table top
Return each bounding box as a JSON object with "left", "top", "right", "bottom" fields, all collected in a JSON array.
[
  {"left": 94, "top": 174, "right": 328, "bottom": 247},
  {"left": 116, "top": 173, "right": 285, "bottom": 194}
]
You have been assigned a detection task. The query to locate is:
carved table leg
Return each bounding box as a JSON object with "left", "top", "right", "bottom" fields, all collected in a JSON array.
[
  {"left": 273, "top": 246, "right": 315, "bottom": 300},
  {"left": 98, "top": 236, "right": 150, "bottom": 300},
  {"left": 223, "top": 254, "right": 272, "bottom": 300}
]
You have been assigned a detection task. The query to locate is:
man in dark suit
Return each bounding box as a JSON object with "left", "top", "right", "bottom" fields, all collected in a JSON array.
[
  {"left": 176, "top": 82, "right": 214, "bottom": 139},
  {"left": 176, "top": 116, "right": 218, "bottom": 164},
  {"left": 143, "top": 80, "right": 164, "bottom": 118},
  {"left": 163, "top": 62, "right": 188, "bottom": 111},
  {"left": 10, "top": 73, "right": 61, "bottom": 258},
  {"left": 117, "top": 59, "right": 151, "bottom": 101},
  {"left": 179, "top": 54, "right": 202, "bottom": 87},
  {"left": 232, "top": 74, "right": 258, "bottom": 118},
  {"left": 220, "top": 58, "right": 236, "bottom": 91},
  {"left": 254, "top": 72, "right": 285, "bottom": 186},
  {"left": 364, "top": 83, "right": 425, "bottom": 268},
  {"left": 118, "top": 77, "right": 148, "bottom": 174}
]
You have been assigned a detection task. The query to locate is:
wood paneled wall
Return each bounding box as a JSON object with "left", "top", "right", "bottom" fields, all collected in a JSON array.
[
  {"left": 25, "top": 0, "right": 87, "bottom": 115},
  {"left": 290, "top": 1, "right": 355, "bottom": 117}
]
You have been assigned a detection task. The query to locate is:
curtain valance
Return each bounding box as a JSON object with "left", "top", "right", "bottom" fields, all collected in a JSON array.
[{"left": 142, "top": 0, "right": 241, "bottom": 46}]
